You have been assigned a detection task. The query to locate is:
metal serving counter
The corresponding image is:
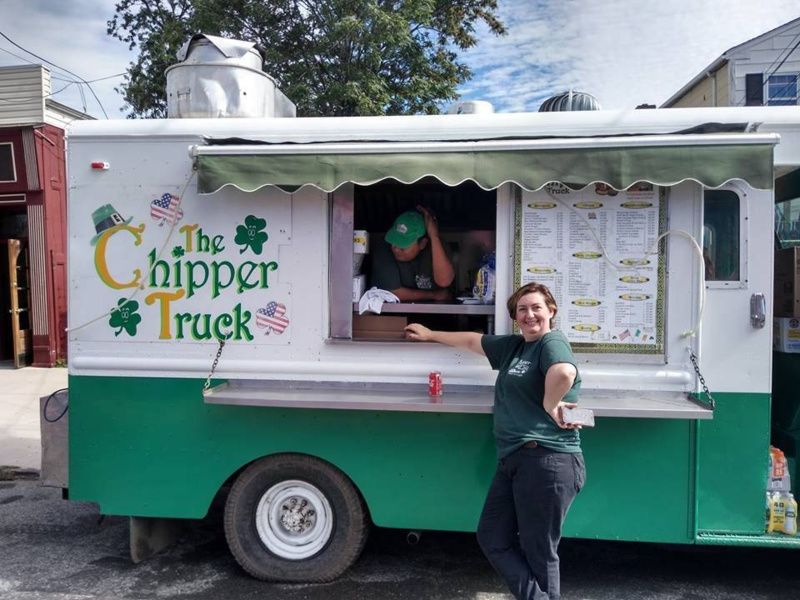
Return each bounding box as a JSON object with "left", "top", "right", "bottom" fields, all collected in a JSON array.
[
  {"left": 353, "top": 302, "right": 495, "bottom": 315},
  {"left": 204, "top": 380, "right": 713, "bottom": 419}
]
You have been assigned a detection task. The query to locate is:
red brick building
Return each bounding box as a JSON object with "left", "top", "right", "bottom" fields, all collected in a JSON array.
[{"left": 0, "top": 65, "right": 91, "bottom": 366}]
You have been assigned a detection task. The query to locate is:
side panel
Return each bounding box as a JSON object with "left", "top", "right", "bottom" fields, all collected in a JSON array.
[
  {"left": 696, "top": 392, "right": 771, "bottom": 534},
  {"left": 569, "top": 417, "right": 694, "bottom": 543},
  {"left": 69, "top": 375, "right": 694, "bottom": 543}
]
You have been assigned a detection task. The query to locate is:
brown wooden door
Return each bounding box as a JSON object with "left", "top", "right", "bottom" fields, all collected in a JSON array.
[{"left": 7, "top": 239, "right": 31, "bottom": 368}]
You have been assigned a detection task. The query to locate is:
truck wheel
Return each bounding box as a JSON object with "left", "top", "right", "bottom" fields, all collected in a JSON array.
[{"left": 223, "top": 454, "right": 369, "bottom": 582}]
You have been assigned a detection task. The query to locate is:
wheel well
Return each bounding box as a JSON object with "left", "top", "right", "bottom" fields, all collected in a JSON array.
[{"left": 209, "top": 452, "right": 373, "bottom": 524}]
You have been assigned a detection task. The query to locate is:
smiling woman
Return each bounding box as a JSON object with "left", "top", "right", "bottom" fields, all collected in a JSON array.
[
  {"left": 405, "top": 281, "right": 584, "bottom": 600},
  {"left": 508, "top": 282, "right": 558, "bottom": 338}
]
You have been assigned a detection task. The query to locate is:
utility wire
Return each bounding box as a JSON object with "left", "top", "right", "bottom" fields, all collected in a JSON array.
[
  {"left": 54, "top": 72, "right": 128, "bottom": 84},
  {"left": 0, "top": 30, "right": 108, "bottom": 118},
  {"left": 738, "top": 35, "right": 800, "bottom": 106},
  {"left": 761, "top": 36, "right": 800, "bottom": 102},
  {"left": 0, "top": 81, "right": 76, "bottom": 103},
  {"left": 1, "top": 42, "right": 84, "bottom": 86},
  {"left": 84, "top": 72, "right": 127, "bottom": 83},
  {"left": 0, "top": 45, "right": 37, "bottom": 65},
  {"left": 759, "top": 30, "right": 800, "bottom": 84}
]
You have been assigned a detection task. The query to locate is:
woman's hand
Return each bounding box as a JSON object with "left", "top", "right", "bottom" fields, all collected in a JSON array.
[
  {"left": 547, "top": 401, "right": 582, "bottom": 430},
  {"left": 405, "top": 326, "right": 485, "bottom": 355},
  {"left": 405, "top": 323, "right": 434, "bottom": 341}
]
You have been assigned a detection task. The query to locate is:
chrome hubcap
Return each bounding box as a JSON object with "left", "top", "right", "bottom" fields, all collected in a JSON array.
[{"left": 255, "top": 480, "right": 333, "bottom": 560}]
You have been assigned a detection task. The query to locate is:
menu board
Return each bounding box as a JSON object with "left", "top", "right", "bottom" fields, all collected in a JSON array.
[{"left": 516, "top": 183, "right": 665, "bottom": 352}]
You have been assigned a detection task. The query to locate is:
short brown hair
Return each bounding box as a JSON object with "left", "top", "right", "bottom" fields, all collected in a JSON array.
[{"left": 506, "top": 282, "right": 558, "bottom": 326}]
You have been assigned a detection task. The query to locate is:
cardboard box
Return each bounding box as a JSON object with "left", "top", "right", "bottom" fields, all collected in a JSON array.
[
  {"left": 352, "top": 314, "right": 408, "bottom": 340},
  {"left": 774, "top": 317, "right": 800, "bottom": 353},
  {"left": 775, "top": 247, "right": 800, "bottom": 317},
  {"left": 353, "top": 274, "right": 366, "bottom": 302}
]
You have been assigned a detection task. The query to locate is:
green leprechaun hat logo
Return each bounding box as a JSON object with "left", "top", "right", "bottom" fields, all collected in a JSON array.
[{"left": 91, "top": 204, "right": 132, "bottom": 246}]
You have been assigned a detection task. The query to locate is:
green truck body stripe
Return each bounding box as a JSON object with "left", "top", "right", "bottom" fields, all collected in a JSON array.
[{"left": 69, "top": 376, "right": 775, "bottom": 545}]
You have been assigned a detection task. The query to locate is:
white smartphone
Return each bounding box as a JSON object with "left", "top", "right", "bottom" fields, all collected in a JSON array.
[{"left": 562, "top": 407, "right": 595, "bottom": 427}]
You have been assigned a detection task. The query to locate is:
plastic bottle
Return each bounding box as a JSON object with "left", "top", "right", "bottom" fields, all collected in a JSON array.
[
  {"left": 769, "top": 446, "right": 792, "bottom": 493},
  {"left": 767, "top": 492, "right": 786, "bottom": 534},
  {"left": 783, "top": 493, "right": 798, "bottom": 536},
  {"left": 766, "top": 492, "right": 772, "bottom": 531}
]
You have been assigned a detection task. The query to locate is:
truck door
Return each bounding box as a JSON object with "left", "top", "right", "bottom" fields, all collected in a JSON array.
[
  {"left": 701, "top": 185, "right": 773, "bottom": 386},
  {"left": 696, "top": 183, "right": 774, "bottom": 535}
]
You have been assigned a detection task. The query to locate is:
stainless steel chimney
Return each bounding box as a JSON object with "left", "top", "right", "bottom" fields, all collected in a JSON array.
[{"left": 166, "top": 33, "right": 296, "bottom": 118}]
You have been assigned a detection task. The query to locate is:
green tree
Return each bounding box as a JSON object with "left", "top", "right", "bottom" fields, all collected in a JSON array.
[{"left": 108, "top": 0, "right": 505, "bottom": 118}]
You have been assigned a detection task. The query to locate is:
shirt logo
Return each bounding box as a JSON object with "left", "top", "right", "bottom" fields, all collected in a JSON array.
[
  {"left": 415, "top": 274, "right": 433, "bottom": 289},
  {"left": 507, "top": 358, "right": 531, "bottom": 377}
]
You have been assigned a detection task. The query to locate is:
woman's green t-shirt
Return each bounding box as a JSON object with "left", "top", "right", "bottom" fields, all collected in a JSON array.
[{"left": 481, "top": 330, "right": 581, "bottom": 458}]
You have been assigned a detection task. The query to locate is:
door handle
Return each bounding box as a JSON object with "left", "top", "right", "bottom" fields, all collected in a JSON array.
[{"left": 750, "top": 293, "right": 766, "bottom": 328}]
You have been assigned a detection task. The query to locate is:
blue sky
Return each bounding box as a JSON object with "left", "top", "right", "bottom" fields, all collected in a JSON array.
[{"left": 0, "top": 0, "right": 799, "bottom": 118}]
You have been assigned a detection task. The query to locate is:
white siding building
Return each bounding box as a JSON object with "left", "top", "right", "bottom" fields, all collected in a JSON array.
[{"left": 663, "top": 17, "right": 800, "bottom": 108}]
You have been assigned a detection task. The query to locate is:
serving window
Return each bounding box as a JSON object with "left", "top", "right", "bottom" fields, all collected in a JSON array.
[{"left": 329, "top": 179, "right": 497, "bottom": 341}]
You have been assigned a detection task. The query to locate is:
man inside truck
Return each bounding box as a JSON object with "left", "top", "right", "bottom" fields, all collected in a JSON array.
[{"left": 370, "top": 206, "right": 455, "bottom": 301}]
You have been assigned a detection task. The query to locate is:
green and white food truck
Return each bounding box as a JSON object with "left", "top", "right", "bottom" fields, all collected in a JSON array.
[{"left": 47, "top": 37, "right": 800, "bottom": 582}]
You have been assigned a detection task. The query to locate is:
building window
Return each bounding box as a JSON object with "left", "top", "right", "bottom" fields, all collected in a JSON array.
[
  {"left": 0, "top": 143, "right": 16, "bottom": 183},
  {"left": 768, "top": 74, "right": 798, "bottom": 106},
  {"left": 745, "top": 73, "right": 764, "bottom": 105}
]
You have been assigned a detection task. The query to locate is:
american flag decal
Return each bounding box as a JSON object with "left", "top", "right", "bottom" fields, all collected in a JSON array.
[
  {"left": 150, "top": 193, "right": 184, "bottom": 226},
  {"left": 256, "top": 301, "right": 289, "bottom": 334}
]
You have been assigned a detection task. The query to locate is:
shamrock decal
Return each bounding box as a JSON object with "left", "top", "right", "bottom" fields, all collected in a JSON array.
[
  {"left": 234, "top": 215, "right": 268, "bottom": 255},
  {"left": 108, "top": 299, "right": 142, "bottom": 337},
  {"left": 172, "top": 245, "right": 185, "bottom": 258}
]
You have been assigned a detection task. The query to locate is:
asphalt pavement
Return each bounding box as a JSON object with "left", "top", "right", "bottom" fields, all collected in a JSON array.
[
  {"left": 2, "top": 365, "right": 800, "bottom": 599},
  {"left": 3, "top": 478, "right": 800, "bottom": 600},
  {"left": 0, "top": 363, "right": 67, "bottom": 475}
]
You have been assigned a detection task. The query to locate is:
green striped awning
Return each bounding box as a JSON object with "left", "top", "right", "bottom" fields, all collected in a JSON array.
[{"left": 193, "top": 134, "right": 776, "bottom": 194}]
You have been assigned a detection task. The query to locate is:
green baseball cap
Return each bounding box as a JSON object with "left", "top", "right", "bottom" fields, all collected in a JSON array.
[{"left": 385, "top": 211, "right": 426, "bottom": 248}]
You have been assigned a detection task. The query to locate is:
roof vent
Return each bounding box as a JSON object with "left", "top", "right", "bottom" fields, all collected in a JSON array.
[
  {"left": 539, "top": 91, "right": 600, "bottom": 112},
  {"left": 447, "top": 100, "right": 495, "bottom": 115},
  {"left": 165, "top": 33, "right": 296, "bottom": 119}
]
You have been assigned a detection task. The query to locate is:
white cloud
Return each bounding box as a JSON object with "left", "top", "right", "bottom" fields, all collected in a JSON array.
[
  {"left": 1, "top": 0, "right": 799, "bottom": 118},
  {"left": 458, "top": 0, "right": 580, "bottom": 111},
  {"left": 0, "top": 0, "right": 132, "bottom": 118},
  {"left": 458, "top": 0, "right": 800, "bottom": 111}
]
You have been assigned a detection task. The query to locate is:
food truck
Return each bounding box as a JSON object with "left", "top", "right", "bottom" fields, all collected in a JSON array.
[{"left": 46, "top": 36, "right": 800, "bottom": 583}]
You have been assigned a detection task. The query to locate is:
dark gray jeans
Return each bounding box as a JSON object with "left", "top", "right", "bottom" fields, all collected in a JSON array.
[{"left": 477, "top": 444, "right": 586, "bottom": 600}]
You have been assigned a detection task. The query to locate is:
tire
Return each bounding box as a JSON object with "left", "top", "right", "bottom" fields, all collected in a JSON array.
[{"left": 223, "top": 453, "right": 369, "bottom": 582}]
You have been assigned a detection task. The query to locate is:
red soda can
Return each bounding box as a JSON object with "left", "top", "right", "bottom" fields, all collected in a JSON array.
[{"left": 428, "top": 371, "right": 443, "bottom": 397}]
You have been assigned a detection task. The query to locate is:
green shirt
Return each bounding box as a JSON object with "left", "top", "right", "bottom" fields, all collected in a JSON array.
[
  {"left": 370, "top": 241, "right": 442, "bottom": 292},
  {"left": 481, "top": 330, "right": 581, "bottom": 458}
]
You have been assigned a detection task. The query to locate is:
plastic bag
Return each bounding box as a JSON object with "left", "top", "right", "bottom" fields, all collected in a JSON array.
[{"left": 473, "top": 252, "right": 496, "bottom": 304}]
